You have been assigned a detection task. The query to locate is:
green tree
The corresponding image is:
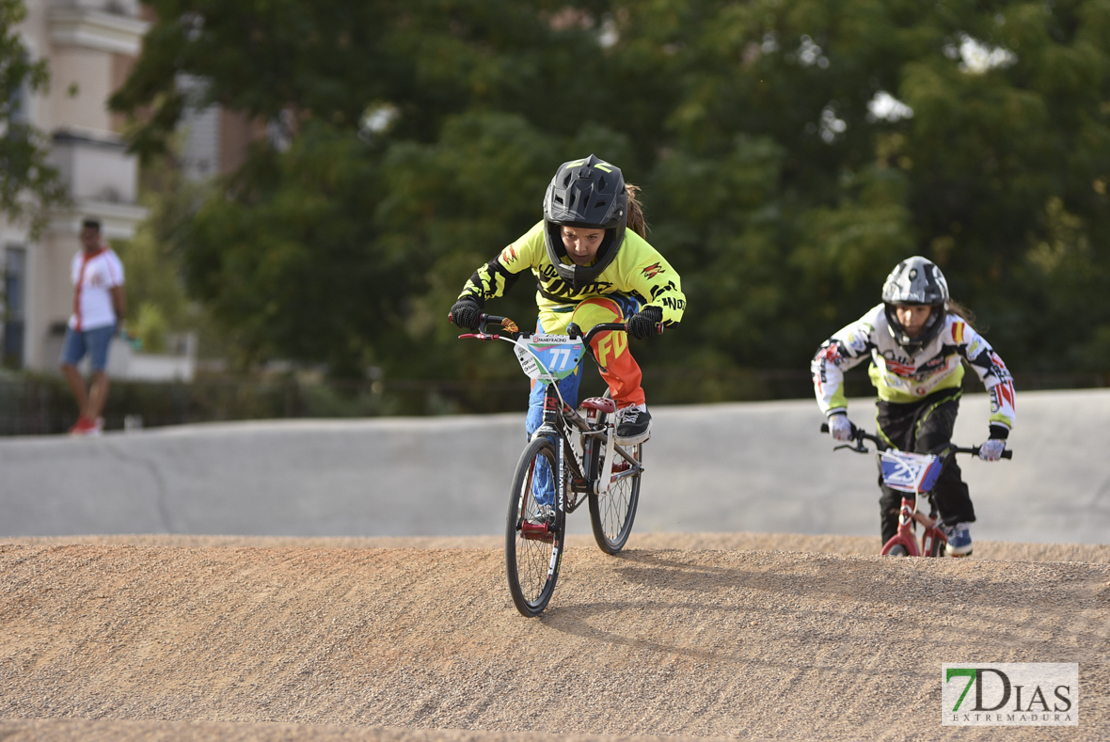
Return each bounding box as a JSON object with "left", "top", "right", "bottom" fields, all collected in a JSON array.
[
  {"left": 628, "top": 0, "right": 1110, "bottom": 371},
  {"left": 113, "top": 146, "right": 211, "bottom": 354},
  {"left": 0, "top": 0, "right": 66, "bottom": 235},
  {"left": 111, "top": 0, "right": 626, "bottom": 378},
  {"left": 110, "top": 0, "right": 1110, "bottom": 390}
]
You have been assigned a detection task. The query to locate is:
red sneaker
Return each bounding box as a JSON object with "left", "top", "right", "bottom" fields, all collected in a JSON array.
[{"left": 68, "top": 416, "right": 100, "bottom": 436}]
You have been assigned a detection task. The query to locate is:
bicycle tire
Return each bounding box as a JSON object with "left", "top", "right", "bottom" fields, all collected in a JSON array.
[
  {"left": 886, "top": 544, "right": 910, "bottom": 556},
  {"left": 505, "top": 435, "right": 566, "bottom": 616},
  {"left": 588, "top": 432, "right": 641, "bottom": 555}
]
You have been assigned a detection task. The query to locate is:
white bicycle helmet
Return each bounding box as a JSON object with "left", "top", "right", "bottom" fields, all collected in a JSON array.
[{"left": 881, "top": 256, "right": 950, "bottom": 354}]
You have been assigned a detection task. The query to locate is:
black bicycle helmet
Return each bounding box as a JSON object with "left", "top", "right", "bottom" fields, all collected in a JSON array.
[
  {"left": 881, "top": 256, "right": 950, "bottom": 354},
  {"left": 542, "top": 154, "right": 628, "bottom": 291}
]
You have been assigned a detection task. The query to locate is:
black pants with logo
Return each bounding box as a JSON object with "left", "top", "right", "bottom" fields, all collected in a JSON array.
[{"left": 874, "top": 389, "right": 976, "bottom": 545}]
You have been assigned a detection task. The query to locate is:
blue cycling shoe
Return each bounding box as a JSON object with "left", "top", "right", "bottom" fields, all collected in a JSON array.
[{"left": 943, "top": 522, "right": 973, "bottom": 557}]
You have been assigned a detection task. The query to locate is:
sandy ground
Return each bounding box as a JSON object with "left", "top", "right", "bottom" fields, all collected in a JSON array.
[{"left": 1, "top": 533, "right": 1107, "bottom": 742}]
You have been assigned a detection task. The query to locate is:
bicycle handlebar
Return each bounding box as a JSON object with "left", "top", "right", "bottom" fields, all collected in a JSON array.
[
  {"left": 567, "top": 320, "right": 662, "bottom": 345},
  {"left": 456, "top": 313, "right": 663, "bottom": 343},
  {"left": 819, "top": 422, "right": 1013, "bottom": 459},
  {"left": 819, "top": 421, "right": 883, "bottom": 448}
]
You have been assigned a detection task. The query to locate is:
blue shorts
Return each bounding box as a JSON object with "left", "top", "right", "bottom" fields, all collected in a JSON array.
[{"left": 60, "top": 325, "right": 116, "bottom": 372}]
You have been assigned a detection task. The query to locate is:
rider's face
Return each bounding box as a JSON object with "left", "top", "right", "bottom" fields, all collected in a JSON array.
[
  {"left": 561, "top": 226, "right": 604, "bottom": 266},
  {"left": 894, "top": 304, "right": 933, "bottom": 336}
]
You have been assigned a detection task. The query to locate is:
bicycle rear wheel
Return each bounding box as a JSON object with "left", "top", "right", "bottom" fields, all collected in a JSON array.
[
  {"left": 506, "top": 435, "right": 566, "bottom": 616},
  {"left": 589, "top": 439, "right": 641, "bottom": 555}
]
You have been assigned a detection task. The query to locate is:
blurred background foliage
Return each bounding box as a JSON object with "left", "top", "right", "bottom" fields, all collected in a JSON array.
[{"left": 105, "top": 0, "right": 1109, "bottom": 409}]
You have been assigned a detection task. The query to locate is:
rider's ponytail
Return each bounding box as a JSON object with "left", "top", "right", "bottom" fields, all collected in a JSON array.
[
  {"left": 948, "top": 299, "right": 981, "bottom": 332},
  {"left": 626, "top": 184, "right": 647, "bottom": 238}
]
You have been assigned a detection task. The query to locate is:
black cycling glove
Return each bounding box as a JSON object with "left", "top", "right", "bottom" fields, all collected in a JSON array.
[
  {"left": 626, "top": 306, "right": 663, "bottom": 340},
  {"left": 449, "top": 298, "right": 482, "bottom": 330}
]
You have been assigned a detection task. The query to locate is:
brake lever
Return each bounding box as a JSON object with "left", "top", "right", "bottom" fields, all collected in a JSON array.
[{"left": 833, "top": 441, "right": 872, "bottom": 454}]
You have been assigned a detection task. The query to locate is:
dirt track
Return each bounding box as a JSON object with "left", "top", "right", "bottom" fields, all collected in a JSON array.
[{"left": 1, "top": 533, "right": 1108, "bottom": 741}]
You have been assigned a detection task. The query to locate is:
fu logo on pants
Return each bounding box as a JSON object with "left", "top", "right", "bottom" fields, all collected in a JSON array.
[{"left": 942, "top": 663, "right": 1078, "bottom": 726}]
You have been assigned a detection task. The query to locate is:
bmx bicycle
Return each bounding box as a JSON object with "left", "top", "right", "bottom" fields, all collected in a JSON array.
[
  {"left": 458, "top": 313, "right": 655, "bottom": 616},
  {"left": 821, "top": 422, "right": 1012, "bottom": 557}
]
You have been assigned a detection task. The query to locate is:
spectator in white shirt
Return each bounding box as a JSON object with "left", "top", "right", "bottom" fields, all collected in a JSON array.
[{"left": 59, "top": 218, "right": 126, "bottom": 436}]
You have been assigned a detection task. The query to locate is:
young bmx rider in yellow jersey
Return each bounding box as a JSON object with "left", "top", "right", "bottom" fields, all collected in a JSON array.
[{"left": 449, "top": 155, "right": 685, "bottom": 446}]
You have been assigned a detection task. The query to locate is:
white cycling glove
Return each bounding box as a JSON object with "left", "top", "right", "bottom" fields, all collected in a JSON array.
[
  {"left": 979, "top": 438, "right": 1006, "bottom": 462},
  {"left": 828, "top": 414, "right": 854, "bottom": 442}
]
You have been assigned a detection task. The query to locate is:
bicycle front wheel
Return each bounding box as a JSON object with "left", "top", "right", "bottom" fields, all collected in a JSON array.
[
  {"left": 589, "top": 441, "right": 641, "bottom": 554},
  {"left": 506, "top": 435, "right": 566, "bottom": 616}
]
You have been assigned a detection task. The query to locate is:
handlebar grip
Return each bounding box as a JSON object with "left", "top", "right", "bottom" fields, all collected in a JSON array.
[{"left": 967, "top": 446, "right": 1015, "bottom": 460}]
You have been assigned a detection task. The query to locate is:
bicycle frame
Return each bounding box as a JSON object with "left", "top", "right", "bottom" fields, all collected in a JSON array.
[{"left": 880, "top": 483, "right": 947, "bottom": 558}]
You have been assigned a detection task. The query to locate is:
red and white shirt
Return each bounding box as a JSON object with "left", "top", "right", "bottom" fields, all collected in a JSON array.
[{"left": 68, "top": 247, "right": 124, "bottom": 331}]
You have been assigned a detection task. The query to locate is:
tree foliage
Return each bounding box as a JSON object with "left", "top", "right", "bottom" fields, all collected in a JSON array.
[
  {"left": 0, "top": 0, "right": 66, "bottom": 235},
  {"left": 112, "top": 0, "right": 1110, "bottom": 384}
]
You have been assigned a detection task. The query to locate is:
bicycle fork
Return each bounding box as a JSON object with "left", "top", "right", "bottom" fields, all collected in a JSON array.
[
  {"left": 884, "top": 493, "right": 946, "bottom": 557},
  {"left": 521, "top": 390, "right": 567, "bottom": 542}
]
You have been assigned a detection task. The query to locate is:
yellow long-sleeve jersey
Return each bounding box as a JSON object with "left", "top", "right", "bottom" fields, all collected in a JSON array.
[{"left": 459, "top": 221, "right": 686, "bottom": 326}]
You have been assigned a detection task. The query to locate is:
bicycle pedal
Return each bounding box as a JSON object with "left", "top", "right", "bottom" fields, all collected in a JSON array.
[{"left": 581, "top": 397, "right": 617, "bottom": 414}]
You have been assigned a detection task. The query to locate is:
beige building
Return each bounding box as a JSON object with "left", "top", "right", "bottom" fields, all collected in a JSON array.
[{"left": 2, "top": 0, "right": 149, "bottom": 372}]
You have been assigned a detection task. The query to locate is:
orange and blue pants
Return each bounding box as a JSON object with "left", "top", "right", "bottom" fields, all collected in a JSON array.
[{"left": 526, "top": 295, "right": 644, "bottom": 505}]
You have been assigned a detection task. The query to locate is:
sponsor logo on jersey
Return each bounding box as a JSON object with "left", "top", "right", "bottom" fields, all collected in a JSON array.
[
  {"left": 650, "top": 280, "right": 678, "bottom": 299},
  {"left": 990, "top": 353, "right": 1015, "bottom": 409},
  {"left": 882, "top": 355, "right": 916, "bottom": 376},
  {"left": 500, "top": 245, "right": 519, "bottom": 264},
  {"left": 845, "top": 332, "right": 868, "bottom": 354},
  {"left": 819, "top": 343, "right": 843, "bottom": 367},
  {"left": 537, "top": 267, "right": 615, "bottom": 298},
  {"left": 881, "top": 350, "right": 950, "bottom": 381},
  {"left": 642, "top": 262, "right": 665, "bottom": 279},
  {"left": 660, "top": 296, "right": 686, "bottom": 311},
  {"left": 953, "top": 321, "right": 965, "bottom": 344}
]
